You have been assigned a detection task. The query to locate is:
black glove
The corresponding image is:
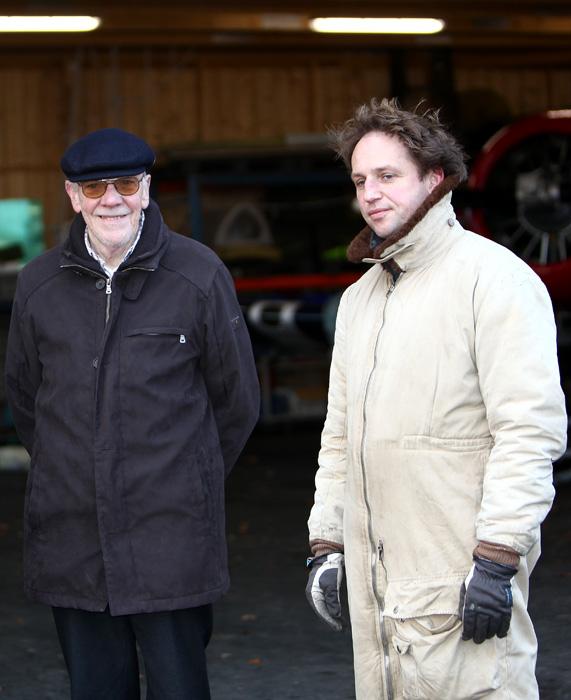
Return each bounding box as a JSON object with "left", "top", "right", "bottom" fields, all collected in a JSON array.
[
  {"left": 305, "top": 553, "right": 344, "bottom": 631},
  {"left": 460, "top": 556, "right": 517, "bottom": 644}
]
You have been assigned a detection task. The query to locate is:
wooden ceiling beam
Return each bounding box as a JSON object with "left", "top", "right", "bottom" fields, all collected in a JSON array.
[
  {"left": 0, "top": 3, "right": 568, "bottom": 49},
  {"left": 0, "top": 31, "right": 569, "bottom": 51}
]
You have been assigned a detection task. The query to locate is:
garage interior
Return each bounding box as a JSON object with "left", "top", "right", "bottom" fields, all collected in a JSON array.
[{"left": 0, "top": 1, "right": 570, "bottom": 698}]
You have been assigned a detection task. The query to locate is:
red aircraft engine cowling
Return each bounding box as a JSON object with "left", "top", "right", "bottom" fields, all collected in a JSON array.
[{"left": 465, "top": 111, "right": 571, "bottom": 309}]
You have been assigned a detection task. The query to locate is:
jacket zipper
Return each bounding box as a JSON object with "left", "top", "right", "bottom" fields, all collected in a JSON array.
[
  {"left": 360, "top": 275, "right": 398, "bottom": 700},
  {"left": 105, "top": 277, "right": 112, "bottom": 324}
]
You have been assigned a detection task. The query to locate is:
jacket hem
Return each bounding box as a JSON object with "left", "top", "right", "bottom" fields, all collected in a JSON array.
[{"left": 26, "top": 582, "right": 230, "bottom": 616}]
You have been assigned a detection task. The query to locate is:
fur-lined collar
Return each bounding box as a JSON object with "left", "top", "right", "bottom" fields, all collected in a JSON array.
[{"left": 346, "top": 175, "right": 461, "bottom": 264}]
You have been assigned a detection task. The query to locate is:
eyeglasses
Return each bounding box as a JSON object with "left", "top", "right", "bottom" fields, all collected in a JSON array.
[{"left": 79, "top": 175, "right": 145, "bottom": 199}]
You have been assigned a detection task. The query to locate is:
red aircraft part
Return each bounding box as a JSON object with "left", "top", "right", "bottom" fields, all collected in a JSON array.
[{"left": 467, "top": 111, "right": 571, "bottom": 308}]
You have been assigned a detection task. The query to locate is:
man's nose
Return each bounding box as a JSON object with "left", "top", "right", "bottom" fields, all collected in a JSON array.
[
  {"left": 363, "top": 180, "right": 381, "bottom": 202},
  {"left": 99, "top": 183, "right": 123, "bottom": 205}
]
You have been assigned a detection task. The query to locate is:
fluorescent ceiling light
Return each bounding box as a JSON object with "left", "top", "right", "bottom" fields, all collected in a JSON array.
[
  {"left": 0, "top": 16, "right": 101, "bottom": 32},
  {"left": 310, "top": 17, "right": 445, "bottom": 34},
  {"left": 547, "top": 109, "right": 571, "bottom": 119}
]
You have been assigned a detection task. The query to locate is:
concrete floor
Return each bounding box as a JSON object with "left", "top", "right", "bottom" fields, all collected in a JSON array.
[{"left": 0, "top": 425, "right": 570, "bottom": 699}]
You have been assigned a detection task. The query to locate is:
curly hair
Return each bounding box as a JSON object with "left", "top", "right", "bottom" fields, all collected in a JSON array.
[{"left": 329, "top": 97, "right": 468, "bottom": 182}]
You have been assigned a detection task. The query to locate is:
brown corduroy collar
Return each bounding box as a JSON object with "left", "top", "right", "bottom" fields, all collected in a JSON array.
[{"left": 346, "top": 174, "right": 461, "bottom": 264}]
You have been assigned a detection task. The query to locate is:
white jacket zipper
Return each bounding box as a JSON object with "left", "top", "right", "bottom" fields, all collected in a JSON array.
[{"left": 360, "top": 274, "right": 398, "bottom": 700}]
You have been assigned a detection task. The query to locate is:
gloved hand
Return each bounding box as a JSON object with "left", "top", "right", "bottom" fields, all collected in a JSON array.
[
  {"left": 460, "top": 556, "right": 517, "bottom": 644},
  {"left": 305, "top": 552, "right": 345, "bottom": 631}
]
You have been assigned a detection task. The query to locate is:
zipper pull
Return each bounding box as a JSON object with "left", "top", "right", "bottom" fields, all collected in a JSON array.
[
  {"left": 378, "top": 539, "right": 388, "bottom": 574},
  {"left": 104, "top": 277, "right": 112, "bottom": 325}
]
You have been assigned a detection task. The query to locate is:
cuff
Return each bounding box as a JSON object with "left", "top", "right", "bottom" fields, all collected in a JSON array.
[
  {"left": 473, "top": 540, "right": 520, "bottom": 568},
  {"left": 309, "top": 538, "right": 344, "bottom": 557}
]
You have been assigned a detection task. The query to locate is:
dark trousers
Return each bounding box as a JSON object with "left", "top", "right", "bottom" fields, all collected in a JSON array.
[{"left": 52, "top": 605, "right": 212, "bottom": 700}]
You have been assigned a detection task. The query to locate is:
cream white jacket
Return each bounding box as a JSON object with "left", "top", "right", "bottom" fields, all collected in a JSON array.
[{"left": 308, "top": 190, "right": 567, "bottom": 699}]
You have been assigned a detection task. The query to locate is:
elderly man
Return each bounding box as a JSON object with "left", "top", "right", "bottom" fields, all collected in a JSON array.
[
  {"left": 6, "top": 128, "right": 260, "bottom": 699},
  {"left": 306, "top": 99, "right": 567, "bottom": 699}
]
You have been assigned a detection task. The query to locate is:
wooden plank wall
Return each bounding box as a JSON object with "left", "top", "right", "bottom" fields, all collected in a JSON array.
[
  {"left": 0, "top": 46, "right": 569, "bottom": 247},
  {"left": 455, "top": 66, "right": 571, "bottom": 115}
]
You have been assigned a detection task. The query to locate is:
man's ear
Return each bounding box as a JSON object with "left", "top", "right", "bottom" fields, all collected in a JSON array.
[
  {"left": 65, "top": 180, "right": 82, "bottom": 214},
  {"left": 427, "top": 168, "right": 445, "bottom": 193},
  {"left": 141, "top": 174, "right": 151, "bottom": 210}
]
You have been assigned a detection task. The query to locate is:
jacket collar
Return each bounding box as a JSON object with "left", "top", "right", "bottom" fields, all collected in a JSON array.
[
  {"left": 60, "top": 199, "right": 169, "bottom": 299},
  {"left": 61, "top": 199, "right": 168, "bottom": 274},
  {"left": 346, "top": 175, "right": 462, "bottom": 271}
]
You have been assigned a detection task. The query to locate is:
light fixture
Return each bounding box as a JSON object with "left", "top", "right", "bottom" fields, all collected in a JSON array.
[
  {"left": 309, "top": 17, "right": 445, "bottom": 34},
  {"left": 0, "top": 16, "right": 101, "bottom": 32},
  {"left": 547, "top": 109, "right": 571, "bottom": 119}
]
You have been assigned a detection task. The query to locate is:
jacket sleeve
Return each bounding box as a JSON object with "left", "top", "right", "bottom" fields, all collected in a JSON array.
[
  {"left": 201, "top": 263, "right": 260, "bottom": 476},
  {"left": 4, "top": 290, "right": 42, "bottom": 455},
  {"left": 307, "top": 290, "right": 349, "bottom": 550},
  {"left": 473, "top": 265, "right": 567, "bottom": 555}
]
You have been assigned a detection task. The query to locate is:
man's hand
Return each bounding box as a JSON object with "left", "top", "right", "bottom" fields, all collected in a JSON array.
[
  {"left": 305, "top": 553, "right": 345, "bottom": 631},
  {"left": 460, "top": 556, "right": 517, "bottom": 644}
]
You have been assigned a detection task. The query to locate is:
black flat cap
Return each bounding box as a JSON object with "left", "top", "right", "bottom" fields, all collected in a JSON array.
[{"left": 61, "top": 128, "right": 155, "bottom": 182}]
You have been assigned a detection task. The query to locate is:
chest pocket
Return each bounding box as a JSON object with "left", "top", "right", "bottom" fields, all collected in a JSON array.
[
  {"left": 126, "top": 326, "right": 190, "bottom": 338},
  {"left": 122, "top": 326, "right": 199, "bottom": 376}
]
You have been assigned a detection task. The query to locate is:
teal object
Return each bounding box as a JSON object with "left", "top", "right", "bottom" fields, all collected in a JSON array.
[{"left": 0, "top": 198, "right": 45, "bottom": 262}]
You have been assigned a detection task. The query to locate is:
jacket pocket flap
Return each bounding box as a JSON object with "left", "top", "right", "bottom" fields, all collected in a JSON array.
[{"left": 126, "top": 326, "right": 189, "bottom": 337}]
